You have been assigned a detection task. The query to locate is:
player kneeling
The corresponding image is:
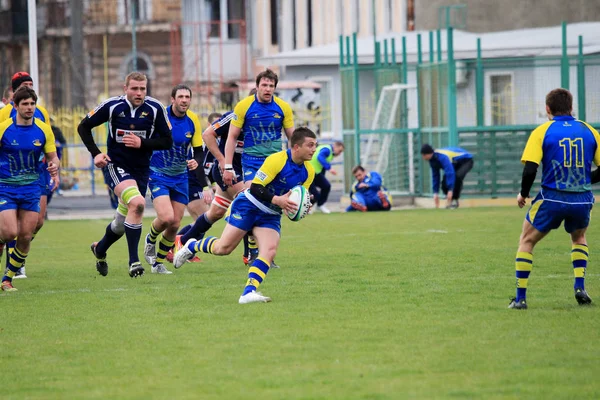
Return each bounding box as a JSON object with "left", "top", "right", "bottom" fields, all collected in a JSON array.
[{"left": 173, "top": 127, "right": 317, "bottom": 304}]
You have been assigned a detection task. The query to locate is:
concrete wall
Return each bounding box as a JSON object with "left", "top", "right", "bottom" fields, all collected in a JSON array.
[{"left": 415, "top": 0, "right": 599, "bottom": 32}]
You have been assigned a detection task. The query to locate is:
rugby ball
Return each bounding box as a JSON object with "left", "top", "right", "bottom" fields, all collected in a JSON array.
[{"left": 286, "top": 185, "right": 311, "bottom": 222}]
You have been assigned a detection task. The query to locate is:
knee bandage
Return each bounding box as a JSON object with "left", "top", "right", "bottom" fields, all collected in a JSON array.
[
  {"left": 121, "top": 186, "right": 143, "bottom": 204},
  {"left": 212, "top": 194, "right": 232, "bottom": 210}
]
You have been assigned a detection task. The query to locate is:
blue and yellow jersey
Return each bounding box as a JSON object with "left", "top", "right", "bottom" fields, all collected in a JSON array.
[
  {"left": 0, "top": 117, "right": 56, "bottom": 185},
  {"left": 247, "top": 149, "right": 315, "bottom": 214},
  {"left": 150, "top": 106, "right": 202, "bottom": 176},
  {"left": 522, "top": 115, "right": 600, "bottom": 192},
  {"left": 0, "top": 102, "right": 50, "bottom": 124},
  {"left": 429, "top": 147, "right": 473, "bottom": 192},
  {"left": 232, "top": 94, "right": 294, "bottom": 157}
]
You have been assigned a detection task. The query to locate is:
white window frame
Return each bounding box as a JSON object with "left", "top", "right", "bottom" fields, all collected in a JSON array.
[
  {"left": 117, "top": 0, "right": 153, "bottom": 25},
  {"left": 484, "top": 70, "right": 515, "bottom": 126}
]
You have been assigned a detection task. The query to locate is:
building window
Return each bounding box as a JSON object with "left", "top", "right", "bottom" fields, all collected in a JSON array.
[
  {"left": 270, "top": 0, "right": 278, "bottom": 45},
  {"left": 486, "top": 72, "right": 514, "bottom": 125},
  {"left": 118, "top": 0, "right": 152, "bottom": 24},
  {"left": 120, "top": 51, "right": 156, "bottom": 95},
  {"left": 227, "top": 0, "right": 245, "bottom": 39}
]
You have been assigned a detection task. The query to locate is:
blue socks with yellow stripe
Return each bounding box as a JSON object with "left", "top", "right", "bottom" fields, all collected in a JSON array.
[
  {"left": 515, "top": 251, "right": 533, "bottom": 302},
  {"left": 572, "top": 244, "right": 588, "bottom": 290},
  {"left": 243, "top": 257, "right": 270, "bottom": 295}
]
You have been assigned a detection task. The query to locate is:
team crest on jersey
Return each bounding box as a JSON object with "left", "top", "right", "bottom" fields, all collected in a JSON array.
[
  {"left": 0, "top": 199, "right": 6, "bottom": 205},
  {"left": 32, "top": 139, "right": 42, "bottom": 147},
  {"left": 256, "top": 171, "right": 267, "bottom": 181},
  {"left": 231, "top": 213, "right": 242, "bottom": 220},
  {"left": 152, "top": 186, "right": 161, "bottom": 193},
  {"left": 273, "top": 113, "right": 281, "bottom": 119},
  {"left": 10, "top": 139, "right": 18, "bottom": 146},
  {"left": 140, "top": 111, "right": 149, "bottom": 118},
  {"left": 185, "top": 131, "right": 192, "bottom": 138}
]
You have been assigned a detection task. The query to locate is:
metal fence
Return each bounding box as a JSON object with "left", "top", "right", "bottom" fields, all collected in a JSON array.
[{"left": 340, "top": 23, "right": 600, "bottom": 197}]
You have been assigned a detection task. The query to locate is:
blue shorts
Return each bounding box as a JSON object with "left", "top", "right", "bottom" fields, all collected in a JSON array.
[
  {"left": 102, "top": 163, "right": 149, "bottom": 199},
  {"left": 241, "top": 154, "right": 267, "bottom": 182},
  {"left": 212, "top": 159, "right": 243, "bottom": 191},
  {"left": 149, "top": 172, "right": 189, "bottom": 205},
  {"left": 0, "top": 184, "right": 42, "bottom": 213},
  {"left": 226, "top": 192, "right": 281, "bottom": 234},
  {"left": 527, "top": 189, "right": 594, "bottom": 233}
]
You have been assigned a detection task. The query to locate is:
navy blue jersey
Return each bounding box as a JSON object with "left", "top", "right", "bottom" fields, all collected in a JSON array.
[
  {"left": 84, "top": 95, "right": 171, "bottom": 173},
  {"left": 204, "top": 111, "right": 244, "bottom": 165}
]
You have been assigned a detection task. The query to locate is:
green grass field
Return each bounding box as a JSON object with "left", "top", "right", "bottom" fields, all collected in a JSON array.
[{"left": 2, "top": 207, "right": 599, "bottom": 399}]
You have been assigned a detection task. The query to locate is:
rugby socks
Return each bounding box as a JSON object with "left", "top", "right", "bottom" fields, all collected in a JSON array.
[
  {"left": 148, "top": 223, "right": 161, "bottom": 244},
  {"left": 124, "top": 222, "right": 143, "bottom": 265},
  {"left": 247, "top": 235, "right": 258, "bottom": 258},
  {"left": 515, "top": 251, "right": 533, "bottom": 302},
  {"left": 3, "top": 248, "right": 27, "bottom": 282},
  {"left": 242, "top": 257, "right": 270, "bottom": 295},
  {"left": 572, "top": 244, "right": 588, "bottom": 290},
  {"left": 156, "top": 236, "right": 175, "bottom": 265},
  {"left": 96, "top": 222, "right": 123, "bottom": 257},
  {"left": 4, "top": 239, "right": 15, "bottom": 270},
  {"left": 243, "top": 235, "right": 250, "bottom": 258},
  {"left": 181, "top": 214, "right": 213, "bottom": 244},
  {"left": 177, "top": 223, "right": 193, "bottom": 237},
  {"left": 194, "top": 236, "right": 217, "bottom": 254}
]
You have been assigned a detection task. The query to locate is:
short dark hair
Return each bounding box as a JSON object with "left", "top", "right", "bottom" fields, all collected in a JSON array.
[
  {"left": 13, "top": 86, "right": 37, "bottom": 106},
  {"left": 171, "top": 84, "right": 192, "bottom": 99},
  {"left": 333, "top": 141, "right": 344, "bottom": 149},
  {"left": 248, "top": 88, "right": 257, "bottom": 96},
  {"left": 290, "top": 127, "right": 316, "bottom": 147},
  {"left": 255, "top": 69, "right": 278, "bottom": 88},
  {"left": 546, "top": 88, "right": 573, "bottom": 116},
  {"left": 208, "top": 112, "right": 222, "bottom": 124},
  {"left": 352, "top": 165, "right": 365, "bottom": 174},
  {"left": 420, "top": 144, "right": 434, "bottom": 155}
]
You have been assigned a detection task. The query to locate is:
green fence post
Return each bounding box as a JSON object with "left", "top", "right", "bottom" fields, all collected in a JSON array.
[
  {"left": 429, "top": 31, "right": 434, "bottom": 63},
  {"left": 383, "top": 39, "right": 389, "bottom": 65},
  {"left": 475, "top": 37, "right": 485, "bottom": 192},
  {"left": 577, "top": 35, "right": 586, "bottom": 121},
  {"left": 561, "top": 21, "right": 569, "bottom": 89},
  {"left": 375, "top": 41, "right": 381, "bottom": 66},
  {"left": 391, "top": 38, "right": 397, "bottom": 64},
  {"left": 417, "top": 33, "right": 423, "bottom": 195},
  {"left": 417, "top": 34, "right": 422, "bottom": 64},
  {"left": 491, "top": 131, "right": 497, "bottom": 197},
  {"left": 352, "top": 32, "right": 361, "bottom": 166},
  {"left": 339, "top": 35, "right": 345, "bottom": 66},
  {"left": 447, "top": 27, "right": 458, "bottom": 147},
  {"left": 436, "top": 29, "right": 442, "bottom": 62},
  {"left": 346, "top": 35, "right": 351, "bottom": 65}
]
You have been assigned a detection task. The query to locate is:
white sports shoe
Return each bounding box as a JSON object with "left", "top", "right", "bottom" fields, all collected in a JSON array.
[
  {"left": 173, "top": 239, "right": 196, "bottom": 269},
  {"left": 143, "top": 234, "right": 156, "bottom": 265},
  {"left": 13, "top": 266, "right": 27, "bottom": 279},
  {"left": 317, "top": 205, "right": 331, "bottom": 214},
  {"left": 151, "top": 263, "right": 173, "bottom": 274},
  {"left": 238, "top": 291, "right": 272, "bottom": 304}
]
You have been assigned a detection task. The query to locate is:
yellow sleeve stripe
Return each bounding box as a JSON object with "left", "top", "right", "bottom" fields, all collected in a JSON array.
[
  {"left": 0, "top": 118, "right": 14, "bottom": 143},
  {"left": 521, "top": 121, "right": 552, "bottom": 164},
  {"left": 274, "top": 97, "right": 294, "bottom": 129},
  {"left": 579, "top": 120, "right": 600, "bottom": 165},
  {"left": 38, "top": 105, "right": 50, "bottom": 124},
  {"left": 0, "top": 104, "right": 12, "bottom": 123},
  {"left": 435, "top": 149, "right": 464, "bottom": 161},
  {"left": 303, "top": 162, "right": 315, "bottom": 189},
  {"left": 36, "top": 119, "right": 57, "bottom": 153},
  {"left": 187, "top": 110, "right": 204, "bottom": 147},
  {"left": 232, "top": 95, "right": 255, "bottom": 129},
  {"left": 252, "top": 151, "right": 288, "bottom": 186}
]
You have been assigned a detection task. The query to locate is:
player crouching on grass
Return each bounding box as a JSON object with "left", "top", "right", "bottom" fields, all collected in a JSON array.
[
  {"left": 0, "top": 87, "right": 60, "bottom": 291},
  {"left": 173, "top": 127, "right": 316, "bottom": 304}
]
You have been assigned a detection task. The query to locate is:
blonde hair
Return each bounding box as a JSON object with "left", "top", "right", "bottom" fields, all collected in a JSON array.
[{"left": 125, "top": 72, "right": 148, "bottom": 87}]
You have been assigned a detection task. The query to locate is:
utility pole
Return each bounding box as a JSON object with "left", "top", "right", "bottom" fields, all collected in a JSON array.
[
  {"left": 132, "top": 1, "right": 137, "bottom": 70},
  {"left": 71, "top": 0, "right": 86, "bottom": 106},
  {"left": 27, "top": 0, "right": 38, "bottom": 91}
]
